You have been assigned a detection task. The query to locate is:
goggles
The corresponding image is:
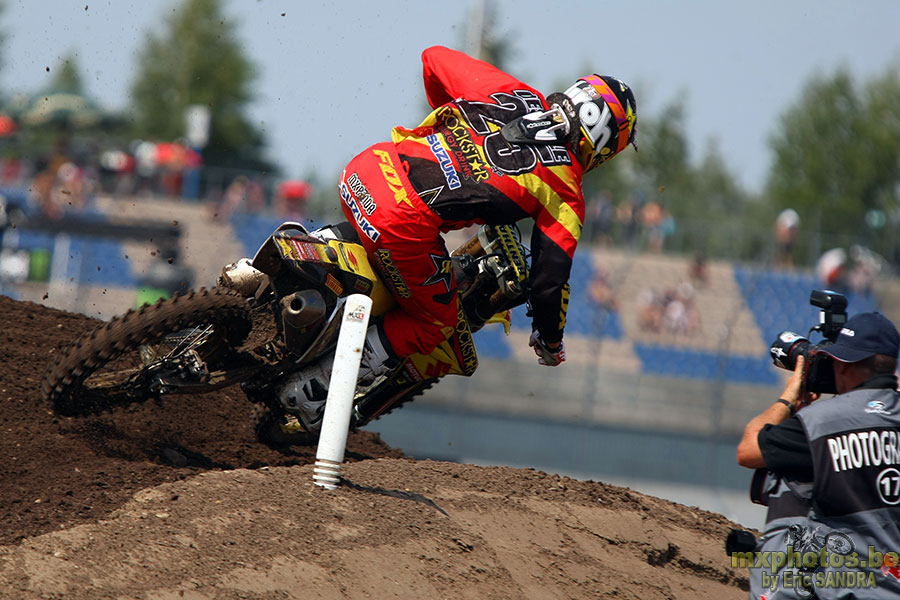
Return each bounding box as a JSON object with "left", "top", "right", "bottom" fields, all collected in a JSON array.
[{"left": 500, "top": 104, "right": 572, "bottom": 145}]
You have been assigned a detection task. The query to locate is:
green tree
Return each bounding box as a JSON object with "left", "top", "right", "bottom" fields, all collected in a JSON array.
[
  {"left": 684, "top": 141, "right": 758, "bottom": 258},
  {"left": 582, "top": 96, "right": 751, "bottom": 256},
  {"left": 51, "top": 54, "right": 85, "bottom": 94},
  {"left": 766, "top": 66, "right": 900, "bottom": 262},
  {"left": 129, "top": 0, "right": 271, "bottom": 171},
  {"left": 633, "top": 102, "right": 691, "bottom": 191},
  {"left": 0, "top": 1, "right": 11, "bottom": 111},
  {"left": 12, "top": 54, "right": 98, "bottom": 161}
]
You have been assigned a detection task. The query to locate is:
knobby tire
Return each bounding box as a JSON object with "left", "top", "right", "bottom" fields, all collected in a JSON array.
[{"left": 41, "top": 287, "right": 252, "bottom": 416}]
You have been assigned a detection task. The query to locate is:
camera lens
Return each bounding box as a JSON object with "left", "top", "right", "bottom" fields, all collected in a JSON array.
[{"left": 770, "top": 331, "right": 810, "bottom": 370}]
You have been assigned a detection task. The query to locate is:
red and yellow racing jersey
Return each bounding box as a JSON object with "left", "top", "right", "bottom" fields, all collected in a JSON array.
[{"left": 391, "top": 45, "right": 585, "bottom": 344}]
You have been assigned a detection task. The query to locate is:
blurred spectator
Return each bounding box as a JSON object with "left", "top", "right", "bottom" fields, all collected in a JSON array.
[
  {"left": 588, "top": 264, "right": 619, "bottom": 335},
  {"left": 56, "top": 161, "right": 88, "bottom": 210},
  {"left": 688, "top": 250, "right": 709, "bottom": 287},
  {"left": 616, "top": 196, "right": 640, "bottom": 248},
  {"left": 30, "top": 160, "right": 59, "bottom": 219},
  {"left": 663, "top": 282, "right": 700, "bottom": 335},
  {"left": 274, "top": 179, "right": 312, "bottom": 221},
  {"left": 641, "top": 199, "right": 663, "bottom": 251},
  {"left": 586, "top": 192, "right": 615, "bottom": 246},
  {"left": 637, "top": 287, "right": 666, "bottom": 332},
  {"left": 28, "top": 155, "right": 94, "bottom": 219},
  {"left": 816, "top": 247, "right": 849, "bottom": 292},
  {"left": 155, "top": 141, "right": 201, "bottom": 196},
  {"left": 848, "top": 245, "right": 881, "bottom": 296},
  {"left": 773, "top": 208, "right": 799, "bottom": 268},
  {"left": 0, "top": 155, "right": 29, "bottom": 186},
  {"left": 637, "top": 283, "right": 700, "bottom": 336},
  {"left": 98, "top": 149, "right": 137, "bottom": 197},
  {"left": 816, "top": 245, "right": 882, "bottom": 297},
  {"left": 589, "top": 265, "right": 619, "bottom": 312},
  {"left": 657, "top": 205, "right": 676, "bottom": 252},
  {"left": 217, "top": 175, "right": 250, "bottom": 221},
  {"left": 245, "top": 177, "right": 267, "bottom": 213},
  {"left": 132, "top": 140, "right": 201, "bottom": 198},
  {"left": 638, "top": 198, "right": 675, "bottom": 253}
]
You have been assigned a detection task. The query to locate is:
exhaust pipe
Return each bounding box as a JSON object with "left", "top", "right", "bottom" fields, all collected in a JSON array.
[{"left": 280, "top": 290, "right": 326, "bottom": 349}]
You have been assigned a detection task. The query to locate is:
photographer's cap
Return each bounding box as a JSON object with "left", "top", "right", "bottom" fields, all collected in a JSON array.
[{"left": 822, "top": 312, "right": 900, "bottom": 362}]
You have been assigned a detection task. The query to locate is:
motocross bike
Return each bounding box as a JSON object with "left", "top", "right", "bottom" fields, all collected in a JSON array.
[
  {"left": 786, "top": 524, "right": 856, "bottom": 599},
  {"left": 40, "top": 221, "right": 530, "bottom": 446}
]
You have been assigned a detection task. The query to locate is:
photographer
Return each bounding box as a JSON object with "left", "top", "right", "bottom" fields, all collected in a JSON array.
[{"left": 737, "top": 311, "right": 900, "bottom": 598}]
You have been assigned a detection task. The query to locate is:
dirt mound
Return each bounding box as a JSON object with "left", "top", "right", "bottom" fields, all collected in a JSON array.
[
  {"left": 0, "top": 294, "right": 749, "bottom": 598},
  {"left": 0, "top": 294, "right": 400, "bottom": 546}
]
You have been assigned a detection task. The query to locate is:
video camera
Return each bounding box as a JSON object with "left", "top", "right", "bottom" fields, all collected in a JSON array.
[{"left": 769, "top": 289, "right": 849, "bottom": 395}]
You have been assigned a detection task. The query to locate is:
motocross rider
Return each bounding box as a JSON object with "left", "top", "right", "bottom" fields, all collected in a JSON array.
[{"left": 282, "top": 45, "right": 637, "bottom": 429}]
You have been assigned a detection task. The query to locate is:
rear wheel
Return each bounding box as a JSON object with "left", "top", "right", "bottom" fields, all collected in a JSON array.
[{"left": 42, "top": 287, "right": 253, "bottom": 416}]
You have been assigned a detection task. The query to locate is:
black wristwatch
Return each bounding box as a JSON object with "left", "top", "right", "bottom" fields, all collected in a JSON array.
[{"left": 776, "top": 398, "right": 796, "bottom": 416}]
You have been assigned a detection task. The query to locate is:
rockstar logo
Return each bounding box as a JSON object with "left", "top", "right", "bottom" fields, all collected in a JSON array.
[
  {"left": 423, "top": 253, "right": 453, "bottom": 292},
  {"left": 625, "top": 101, "right": 637, "bottom": 133}
]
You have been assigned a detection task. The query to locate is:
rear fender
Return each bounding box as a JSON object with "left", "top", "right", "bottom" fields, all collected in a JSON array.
[{"left": 252, "top": 226, "right": 395, "bottom": 316}]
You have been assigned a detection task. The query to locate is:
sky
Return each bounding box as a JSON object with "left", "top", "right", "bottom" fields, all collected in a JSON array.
[{"left": 4, "top": 0, "right": 900, "bottom": 193}]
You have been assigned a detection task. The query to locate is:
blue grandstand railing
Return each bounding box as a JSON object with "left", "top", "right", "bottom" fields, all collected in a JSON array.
[
  {"left": 633, "top": 343, "right": 779, "bottom": 386},
  {"left": 734, "top": 266, "right": 880, "bottom": 346}
]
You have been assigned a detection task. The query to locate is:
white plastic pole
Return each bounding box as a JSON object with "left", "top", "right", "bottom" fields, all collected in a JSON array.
[{"left": 313, "top": 294, "right": 373, "bottom": 489}]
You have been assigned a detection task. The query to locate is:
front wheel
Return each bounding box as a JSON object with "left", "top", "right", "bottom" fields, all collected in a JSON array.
[{"left": 41, "top": 287, "right": 253, "bottom": 416}]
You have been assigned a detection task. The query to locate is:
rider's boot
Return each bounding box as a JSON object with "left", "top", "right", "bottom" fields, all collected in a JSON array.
[
  {"left": 355, "top": 323, "right": 401, "bottom": 385},
  {"left": 218, "top": 258, "right": 265, "bottom": 297},
  {"left": 277, "top": 324, "right": 400, "bottom": 432}
]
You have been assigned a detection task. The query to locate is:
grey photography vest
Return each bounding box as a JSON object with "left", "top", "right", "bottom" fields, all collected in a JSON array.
[{"left": 797, "top": 387, "right": 900, "bottom": 599}]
